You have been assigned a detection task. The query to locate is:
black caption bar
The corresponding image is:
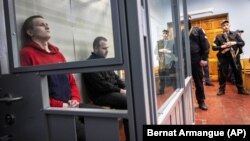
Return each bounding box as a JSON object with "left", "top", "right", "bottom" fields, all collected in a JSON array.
[{"left": 143, "top": 125, "right": 250, "bottom": 140}]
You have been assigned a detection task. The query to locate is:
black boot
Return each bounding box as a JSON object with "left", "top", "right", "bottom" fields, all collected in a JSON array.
[
  {"left": 238, "top": 89, "right": 249, "bottom": 95},
  {"left": 198, "top": 102, "right": 208, "bottom": 110}
]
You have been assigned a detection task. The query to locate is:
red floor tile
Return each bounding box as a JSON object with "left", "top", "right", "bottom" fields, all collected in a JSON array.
[{"left": 194, "top": 81, "right": 250, "bottom": 125}]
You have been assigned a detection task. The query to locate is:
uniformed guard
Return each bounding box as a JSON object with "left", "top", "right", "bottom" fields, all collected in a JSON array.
[
  {"left": 212, "top": 20, "right": 249, "bottom": 96},
  {"left": 188, "top": 16, "right": 209, "bottom": 110}
]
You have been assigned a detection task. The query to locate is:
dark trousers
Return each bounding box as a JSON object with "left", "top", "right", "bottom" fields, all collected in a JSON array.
[
  {"left": 93, "top": 92, "right": 127, "bottom": 109},
  {"left": 92, "top": 92, "right": 129, "bottom": 141},
  {"left": 203, "top": 59, "right": 211, "bottom": 83},
  {"left": 159, "top": 68, "right": 167, "bottom": 93},
  {"left": 191, "top": 54, "right": 205, "bottom": 104},
  {"left": 227, "top": 64, "right": 236, "bottom": 83},
  {"left": 218, "top": 55, "right": 244, "bottom": 92}
]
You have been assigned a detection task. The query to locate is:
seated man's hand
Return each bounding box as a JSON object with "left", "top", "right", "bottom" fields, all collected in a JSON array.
[
  {"left": 63, "top": 103, "right": 69, "bottom": 108},
  {"left": 68, "top": 100, "right": 80, "bottom": 108}
]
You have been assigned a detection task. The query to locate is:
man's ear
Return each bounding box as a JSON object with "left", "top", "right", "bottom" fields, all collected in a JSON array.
[
  {"left": 26, "top": 30, "right": 33, "bottom": 37},
  {"left": 94, "top": 46, "right": 99, "bottom": 50}
]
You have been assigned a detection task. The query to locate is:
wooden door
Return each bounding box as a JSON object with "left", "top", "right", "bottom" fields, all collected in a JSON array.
[{"left": 192, "top": 14, "right": 228, "bottom": 81}]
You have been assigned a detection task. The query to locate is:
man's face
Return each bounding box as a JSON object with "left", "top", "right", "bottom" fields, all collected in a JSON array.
[
  {"left": 221, "top": 23, "right": 230, "bottom": 32},
  {"left": 95, "top": 40, "right": 109, "bottom": 58},
  {"left": 162, "top": 32, "right": 169, "bottom": 40},
  {"left": 28, "top": 17, "right": 51, "bottom": 41}
]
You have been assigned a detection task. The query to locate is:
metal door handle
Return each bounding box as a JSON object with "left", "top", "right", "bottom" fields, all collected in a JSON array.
[{"left": 0, "top": 93, "right": 23, "bottom": 104}]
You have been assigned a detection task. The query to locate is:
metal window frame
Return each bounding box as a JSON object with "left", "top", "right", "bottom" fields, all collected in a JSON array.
[
  {"left": 1, "top": 0, "right": 194, "bottom": 140},
  {"left": 154, "top": 0, "right": 186, "bottom": 123},
  {"left": 0, "top": 0, "right": 10, "bottom": 74},
  {"left": 181, "top": 0, "right": 195, "bottom": 124},
  {"left": 172, "top": 0, "right": 185, "bottom": 88},
  {"left": 3, "top": 0, "right": 138, "bottom": 141},
  {"left": 182, "top": 0, "right": 192, "bottom": 77}
]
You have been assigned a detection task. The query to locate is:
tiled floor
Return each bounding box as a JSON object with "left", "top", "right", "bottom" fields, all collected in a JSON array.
[
  {"left": 119, "top": 81, "right": 250, "bottom": 140},
  {"left": 194, "top": 81, "right": 250, "bottom": 125}
]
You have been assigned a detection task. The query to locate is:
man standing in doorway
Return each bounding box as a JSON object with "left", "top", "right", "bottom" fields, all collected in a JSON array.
[
  {"left": 212, "top": 20, "right": 249, "bottom": 96},
  {"left": 188, "top": 16, "right": 209, "bottom": 110}
]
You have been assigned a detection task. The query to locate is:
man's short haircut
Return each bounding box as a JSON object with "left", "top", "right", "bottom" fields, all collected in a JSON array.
[
  {"left": 93, "top": 36, "right": 107, "bottom": 49},
  {"left": 21, "top": 15, "right": 44, "bottom": 42},
  {"left": 162, "top": 29, "right": 169, "bottom": 34},
  {"left": 221, "top": 20, "right": 229, "bottom": 26}
]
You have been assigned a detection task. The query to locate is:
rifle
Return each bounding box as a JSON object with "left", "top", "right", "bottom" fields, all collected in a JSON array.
[{"left": 223, "top": 32, "right": 238, "bottom": 70}]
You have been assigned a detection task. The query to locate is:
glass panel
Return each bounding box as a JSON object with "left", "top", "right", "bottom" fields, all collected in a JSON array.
[
  {"left": 72, "top": 0, "right": 115, "bottom": 61},
  {"left": 14, "top": 0, "right": 114, "bottom": 67},
  {"left": 41, "top": 69, "right": 126, "bottom": 109},
  {"left": 148, "top": 0, "right": 178, "bottom": 110}
]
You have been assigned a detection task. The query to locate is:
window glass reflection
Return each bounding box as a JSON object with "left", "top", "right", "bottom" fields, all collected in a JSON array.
[
  {"left": 148, "top": 0, "right": 178, "bottom": 110},
  {"left": 14, "top": 0, "right": 114, "bottom": 67}
]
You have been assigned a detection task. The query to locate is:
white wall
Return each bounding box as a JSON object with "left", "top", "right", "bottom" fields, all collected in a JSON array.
[{"left": 187, "top": 0, "right": 250, "bottom": 59}]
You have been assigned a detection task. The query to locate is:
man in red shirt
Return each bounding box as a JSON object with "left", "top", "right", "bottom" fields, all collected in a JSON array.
[
  {"left": 20, "top": 15, "right": 81, "bottom": 108},
  {"left": 20, "top": 15, "right": 85, "bottom": 141}
]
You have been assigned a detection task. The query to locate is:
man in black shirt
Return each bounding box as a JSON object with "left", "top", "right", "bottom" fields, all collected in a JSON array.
[
  {"left": 83, "top": 36, "right": 129, "bottom": 140},
  {"left": 212, "top": 20, "right": 249, "bottom": 96},
  {"left": 83, "top": 36, "right": 127, "bottom": 108},
  {"left": 188, "top": 17, "right": 209, "bottom": 110}
]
